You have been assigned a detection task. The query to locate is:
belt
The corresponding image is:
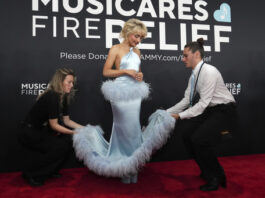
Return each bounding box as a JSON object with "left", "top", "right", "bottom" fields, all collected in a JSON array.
[{"left": 207, "top": 102, "right": 236, "bottom": 110}]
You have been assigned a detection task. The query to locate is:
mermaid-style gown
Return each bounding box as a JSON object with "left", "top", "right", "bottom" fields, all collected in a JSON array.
[{"left": 73, "top": 48, "right": 175, "bottom": 179}]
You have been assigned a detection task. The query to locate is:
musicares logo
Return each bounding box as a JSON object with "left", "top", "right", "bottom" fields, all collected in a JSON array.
[
  {"left": 226, "top": 83, "right": 241, "bottom": 95},
  {"left": 31, "top": 0, "right": 232, "bottom": 52},
  {"left": 21, "top": 83, "right": 48, "bottom": 96}
]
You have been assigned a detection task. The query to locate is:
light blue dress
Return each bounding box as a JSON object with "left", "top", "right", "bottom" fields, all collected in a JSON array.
[{"left": 73, "top": 48, "right": 175, "bottom": 177}]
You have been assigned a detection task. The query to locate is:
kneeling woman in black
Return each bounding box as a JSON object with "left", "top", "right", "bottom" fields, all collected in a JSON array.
[{"left": 18, "top": 68, "right": 83, "bottom": 186}]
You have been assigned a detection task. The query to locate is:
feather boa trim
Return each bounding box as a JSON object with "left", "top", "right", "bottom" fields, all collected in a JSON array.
[
  {"left": 101, "top": 78, "right": 150, "bottom": 102},
  {"left": 73, "top": 110, "right": 175, "bottom": 177}
]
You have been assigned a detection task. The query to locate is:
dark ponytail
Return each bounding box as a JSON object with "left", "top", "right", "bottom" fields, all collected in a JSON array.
[{"left": 184, "top": 38, "right": 204, "bottom": 58}]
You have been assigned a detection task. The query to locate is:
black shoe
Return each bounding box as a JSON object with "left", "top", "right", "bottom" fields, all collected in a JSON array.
[
  {"left": 200, "top": 176, "right": 226, "bottom": 191},
  {"left": 22, "top": 173, "right": 44, "bottom": 187}
]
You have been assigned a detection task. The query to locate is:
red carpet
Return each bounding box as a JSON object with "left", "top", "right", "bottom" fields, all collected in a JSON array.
[{"left": 1, "top": 154, "right": 265, "bottom": 198}]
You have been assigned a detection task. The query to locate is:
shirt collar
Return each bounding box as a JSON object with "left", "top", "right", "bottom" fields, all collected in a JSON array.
[{"left": 192, "top": 60, "right": 204, "bottom": 76}]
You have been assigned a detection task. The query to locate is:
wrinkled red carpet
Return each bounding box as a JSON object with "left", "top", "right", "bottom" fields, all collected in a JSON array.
[{"left": 1, "top": 154, "right": 265, "bottom": 198}]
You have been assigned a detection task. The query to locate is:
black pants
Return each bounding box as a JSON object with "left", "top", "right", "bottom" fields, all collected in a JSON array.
[
  {"left": 175, "top": 103, "right": 237, "bottom": 180},
  {"left": 18, "top": 125, "right": 72, "bottom": 179}
]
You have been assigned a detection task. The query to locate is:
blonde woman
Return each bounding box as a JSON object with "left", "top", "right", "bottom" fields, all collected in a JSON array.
[
  {"left": 18, "top": 68, "right": 83, "bottom": 186},
  {"left": 73, "top": 19, "right": 175, "bottom": 183}
]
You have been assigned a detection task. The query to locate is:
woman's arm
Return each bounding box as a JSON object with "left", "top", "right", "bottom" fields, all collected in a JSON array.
[
  {"left": 49, "top": 118, "right": 77, "bottom": 135},
  {"left": 134, "top": 48, "right": 143, "bottom": 81},
  {"left": 102, "top": 46, "right": 137, "bottom": 78},
  {"left": 63, "top": 115, "right": 84, "bottom": 129}
]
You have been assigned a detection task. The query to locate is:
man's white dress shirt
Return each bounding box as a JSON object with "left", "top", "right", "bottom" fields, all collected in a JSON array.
[{"left": 167, "top": 60, "right": 235, "bottom": 119}]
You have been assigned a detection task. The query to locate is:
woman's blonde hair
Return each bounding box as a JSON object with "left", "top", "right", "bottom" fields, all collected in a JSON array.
[
  {"left": 38, "top": 68, "right": 76, "bottom": 105},
  {"left": 120, "top": 18, "right": 147, "bottom": 39}
]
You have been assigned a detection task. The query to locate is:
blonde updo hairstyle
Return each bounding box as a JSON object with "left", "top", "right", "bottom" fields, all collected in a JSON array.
[{"left": 120, "top": 18, "right": 147, "bottom": 40}]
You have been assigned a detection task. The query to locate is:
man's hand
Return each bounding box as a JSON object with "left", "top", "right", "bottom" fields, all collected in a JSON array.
[{"left": 171, "top": 113, "right": 180, "bottom": 120}]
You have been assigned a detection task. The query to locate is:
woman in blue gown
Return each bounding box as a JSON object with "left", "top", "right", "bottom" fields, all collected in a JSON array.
[{"left": 73, "top": 18, "right": 175, "bottom": 183}]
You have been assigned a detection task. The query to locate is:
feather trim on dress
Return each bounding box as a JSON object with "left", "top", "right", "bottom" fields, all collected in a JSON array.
[
  {"left": 73, "top": 110, "right": 175, "bottom": 177},
  {"left": 101, "top": 78, "right": 150, "bottom": 102}
]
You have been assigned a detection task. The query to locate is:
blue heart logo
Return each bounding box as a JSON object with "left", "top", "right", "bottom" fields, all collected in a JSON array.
[{"left": 214, "top": 3, "right": 231, "bottom": 23}]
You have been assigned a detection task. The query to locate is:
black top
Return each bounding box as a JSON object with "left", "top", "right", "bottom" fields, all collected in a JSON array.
[{"left": 26, "top": 90, "right": 69, "bottom": 129}]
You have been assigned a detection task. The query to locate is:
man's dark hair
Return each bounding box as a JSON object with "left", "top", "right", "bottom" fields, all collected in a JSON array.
[{"left": 184, "top": 38, "right": 204, "bottom": 58}]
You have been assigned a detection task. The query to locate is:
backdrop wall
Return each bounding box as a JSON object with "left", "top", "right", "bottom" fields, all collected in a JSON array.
[{"left": 0, "top": 0, "right": 264, "bottom": 172}]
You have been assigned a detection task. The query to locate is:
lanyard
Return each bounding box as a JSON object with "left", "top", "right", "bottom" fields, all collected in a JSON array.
[{"left": 190, "top": 61, "right": 205, "bottom": 106}]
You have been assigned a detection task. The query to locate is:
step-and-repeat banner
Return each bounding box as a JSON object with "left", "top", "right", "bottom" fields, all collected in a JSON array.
[{"left": 0, "top": 0, "right": 264, "bottom": 171}]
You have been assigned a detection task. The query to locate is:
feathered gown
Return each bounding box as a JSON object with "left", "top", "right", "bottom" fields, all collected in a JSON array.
[{"left": 73, "top": 48, "right": 175, "bottom": 177}]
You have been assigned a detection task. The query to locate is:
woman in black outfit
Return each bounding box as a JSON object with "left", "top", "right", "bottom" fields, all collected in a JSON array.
[{"left": 18, "top": 68, "right": 83, "bottom": 186}]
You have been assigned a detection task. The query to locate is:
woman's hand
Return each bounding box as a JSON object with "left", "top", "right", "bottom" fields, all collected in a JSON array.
[
  {"left": 72, "top": 130, "right": 79, "bottom": 134},
  {"left": 49, "top": 118, "right": 76, "bottom": 135},
  {"left": 135, "top": 72, "right": 143, "bottom": 81},
  {"left": 125, "top": 70, "right": 143, "bottom": 81},
  {"left": 63, "top": 116, "right": 84, "bottom": 129},
  {"left": 125, "top": 69, "right": 137, "bottom": 79}
]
